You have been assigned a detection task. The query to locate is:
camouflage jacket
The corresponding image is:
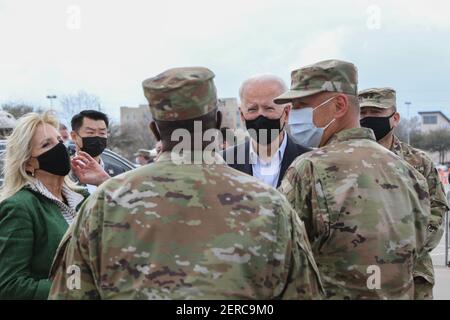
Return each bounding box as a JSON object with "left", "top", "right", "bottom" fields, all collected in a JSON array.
[
  {"left": 390, "top": 135, "right": 449, "bottom": 283},
  {"left": 279, "top": 128, "right": 431, "bottom": 299},
  {"left": 49, "top": 151, "right": 323, "bottom": 300}
]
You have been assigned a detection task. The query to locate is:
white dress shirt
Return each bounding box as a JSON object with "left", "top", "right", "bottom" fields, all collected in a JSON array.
[{"left": 249, "top": 132, "right": 288, "bottom": 188}]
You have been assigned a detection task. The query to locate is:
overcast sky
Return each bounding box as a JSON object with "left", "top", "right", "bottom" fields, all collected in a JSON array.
[{"left": 1, "top": 0, "right": 450, "bottom": 123}]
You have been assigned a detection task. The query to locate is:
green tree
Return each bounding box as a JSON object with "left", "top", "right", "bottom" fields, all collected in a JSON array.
[{"left": 413, "top": 129, "right": 450, "bottom": 163}]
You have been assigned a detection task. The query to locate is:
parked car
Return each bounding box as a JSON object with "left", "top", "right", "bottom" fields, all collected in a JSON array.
[
  {"left": 67, "top": 141, "right": 137, "bottom": 176},
  {"left": 101, "top": 148, "right": 137, "bottom": 177}
]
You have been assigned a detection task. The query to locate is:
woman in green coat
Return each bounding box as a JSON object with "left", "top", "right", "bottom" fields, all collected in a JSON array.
[{"left": 0, "top": 112, "right": 104, "bottom": 299}]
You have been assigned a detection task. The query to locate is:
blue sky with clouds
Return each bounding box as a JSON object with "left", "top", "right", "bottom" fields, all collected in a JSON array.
[{"left": 1, "top": 0, "right": 449, "bottom": 123}]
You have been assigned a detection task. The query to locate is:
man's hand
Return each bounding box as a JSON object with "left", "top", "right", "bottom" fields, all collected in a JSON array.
[{"left": 71, "top": 151, "right": 110, "bottom": 186}]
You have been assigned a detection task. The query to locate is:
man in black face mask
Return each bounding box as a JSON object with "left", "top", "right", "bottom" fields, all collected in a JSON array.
[
  {"left": 222, "top": 75, "right": 310, "bottom": 188},
  {"left": 359, "top": 88, "right": 401, "bottom": 146},
  {"left": 70, "top": 110, "right": 123, "bottom": 193},
  {"left": 359, "top": 87, "right": 449, "bottom": 300},
  {"left": 71, "top": 110, "right": 109, "bottom": 160}
]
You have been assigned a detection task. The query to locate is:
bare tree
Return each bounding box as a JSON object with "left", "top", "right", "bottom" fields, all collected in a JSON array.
[
  {"left": 60, "top": 90, "right": 102, "bottom": 121},
  {"left": 1, "top": 101, "right": 44, "bottom": 118},
  {"left": 108, "top": 119, "right": 157, "bottom": 161},
  {"left": 394, "top": 116, "right": 421, "bottom": 143}
]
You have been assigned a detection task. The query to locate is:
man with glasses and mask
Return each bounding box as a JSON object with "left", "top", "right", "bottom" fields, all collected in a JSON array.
[
  {"left": 222, "top": 74, "right": 310, "bottom": 188},
  {"left": 277, "top": 59, "right": 432, "bottom": 299},
  {"left": 359, "top": 87, "right": 448, "bottom": 299}
]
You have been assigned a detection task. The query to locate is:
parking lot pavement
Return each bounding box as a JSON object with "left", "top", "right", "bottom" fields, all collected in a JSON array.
[
  {"left": 431, "top": 219, "right": 449, "bottom": 300},
  {"left": 433, "top": 267, "right": 450, "bottom": 300}
]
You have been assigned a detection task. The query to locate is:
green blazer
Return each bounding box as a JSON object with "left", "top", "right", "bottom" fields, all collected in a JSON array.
[{"left": 0, "top": 188, "right": 86, "bottom": 299}]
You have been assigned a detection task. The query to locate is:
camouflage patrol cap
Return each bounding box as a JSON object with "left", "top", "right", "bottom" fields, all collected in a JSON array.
[
  {"left": 274, "top": 59, "right": 358, "bottom": 104},
  {"left": 142, "top": 67, "right": 218, "bottom": 121},
  {"left": 358, "top": 87, "right": 396, "bottom": 109},
  {"left": 134, "top": 149, "right": 151, "bottom": 157}
]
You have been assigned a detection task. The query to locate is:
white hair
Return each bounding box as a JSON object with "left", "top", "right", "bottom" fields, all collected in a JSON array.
[{"left": 239, "top": 74, "right": 288, "bottom": 101}]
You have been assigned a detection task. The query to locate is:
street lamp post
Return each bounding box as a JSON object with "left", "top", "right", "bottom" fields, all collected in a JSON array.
[
  {"left": 46, "top": 95, "right": 57, "bottom": 110},
  {"left": 405, "top": 101, "right": 412, "bottom": 144}
]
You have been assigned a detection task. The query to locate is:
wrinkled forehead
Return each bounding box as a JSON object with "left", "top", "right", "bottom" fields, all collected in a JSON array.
[
  {"left": 242, "top": 82, "right": 288, "bottom": 107},
  {"left": 244, "top": 79, "right": 285, "bottom": 96}
]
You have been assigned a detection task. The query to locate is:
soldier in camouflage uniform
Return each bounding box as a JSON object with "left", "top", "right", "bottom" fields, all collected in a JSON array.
[
  {"left": 275, "top": 60, "right": 431, "bottom": 299},
  {"left": 48, "top": 67, "right": 323, "bottom": 300},
  {"left": 359, "top": 87, "right": 449, "bottom": 299}
]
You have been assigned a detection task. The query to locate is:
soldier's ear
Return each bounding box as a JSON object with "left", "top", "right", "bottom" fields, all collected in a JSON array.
[
  {"left": 392, "top": 112, "right": 401, "bottom": 127},
  {"left": 149, "top": 121, "right": 161, "bottom": 141},
  {"left": 334, "top": 94, "right": 349, "bottom": 119},
  {"left": 216, "top": 111, "right": 222, "bottom": 130}
]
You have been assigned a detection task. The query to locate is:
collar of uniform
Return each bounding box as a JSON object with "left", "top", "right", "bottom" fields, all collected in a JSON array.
[
  {"left": 326, "top": 127, "right": 376, "bottom": 145},
  {"left": 390, "top": 135, "right": 403, "bottom": 156},
  {"left": 157, "top": 150, "right": 226, "bottom": 165},
  {"left": 249, "top": 131, "right": 288, "bottom": 165}
]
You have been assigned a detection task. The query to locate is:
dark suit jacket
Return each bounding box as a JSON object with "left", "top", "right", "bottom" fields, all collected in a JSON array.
[{"left": 222, "top": 134, "right": 311, "bottom": 188}]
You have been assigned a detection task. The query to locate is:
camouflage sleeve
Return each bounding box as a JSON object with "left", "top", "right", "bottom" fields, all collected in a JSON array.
[
  {"left": 280, "top": 203, "right": 324, "bottom": 300},
  {"left": 48, "top": 192, "right": 103, "bottom": 300},
  {"left": 422, "top": 161, "right": 449, "bottom": 252},
  {"left": 279, "top": 159, "right": 315, "bottom": 241}
]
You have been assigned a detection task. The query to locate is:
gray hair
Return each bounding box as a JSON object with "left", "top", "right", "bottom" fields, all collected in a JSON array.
[{"left": 239, "top": 74, "right": 288, "bottom": 101}]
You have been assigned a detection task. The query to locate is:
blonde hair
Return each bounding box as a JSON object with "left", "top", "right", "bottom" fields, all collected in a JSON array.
[{"left": 0, "top": 111, "right": 79, "bottom": 202}]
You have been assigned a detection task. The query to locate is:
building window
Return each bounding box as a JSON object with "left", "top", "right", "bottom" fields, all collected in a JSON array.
[{"left": 423, "top": 115, "right": 437, "bottom": 124}]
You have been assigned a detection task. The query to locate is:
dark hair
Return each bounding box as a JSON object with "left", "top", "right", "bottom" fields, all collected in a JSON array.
[
  {"left": 220, "top": 127, "right": 230, "bottom": 136},
  {"left": 155, "top": 109, "right": 219, "bottom": 152},
  {"left": 71, "top": 110, "right": 109, "bottom": 131},
  {"left": 220, "top": 127, "right": 236, "bottom": 145}
]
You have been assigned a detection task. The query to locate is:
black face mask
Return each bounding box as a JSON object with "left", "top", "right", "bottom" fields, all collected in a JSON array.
[
  {"left": 79, "top": 136, "right": 107, "bottom": 157},
  {"left": 360, "top": 112, "right": 395, "bottom": 141},
  {"left": 245, "top": 115, "right": 285, "bottom": 145},
  {"left": 35, "top": 142, "right": 71, "bottom": 176}
]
